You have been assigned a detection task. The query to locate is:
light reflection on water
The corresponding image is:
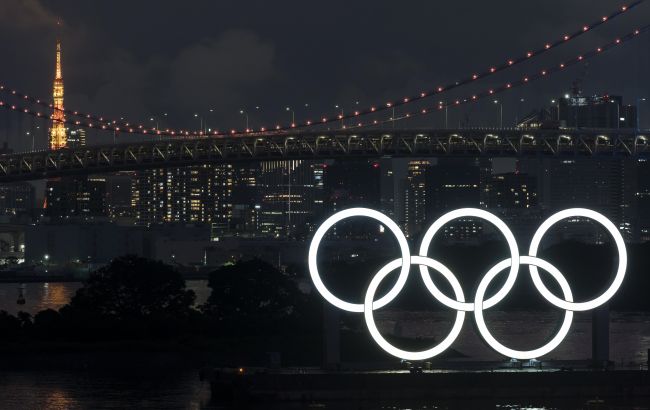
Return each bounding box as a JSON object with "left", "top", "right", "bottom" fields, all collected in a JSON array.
[
  {"left": 0, "top": 280, "right": 211, "bottom": 315},
  {"left": 0, "top": 281, "right": 648, "bottom": 366},
  {"left": 0, "top": 282, "right": 647, "bottom": 408},
  {"left": 376, "top": 310, "right": 650, "bottom": 367},
  {"left": 0, "top": 370, "right": 212, "bottom": 410}
]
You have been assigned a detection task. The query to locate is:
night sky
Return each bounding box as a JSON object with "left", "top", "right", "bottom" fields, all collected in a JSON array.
[{"left": 0, "top": 0, "right": 649, "bottom": 152}]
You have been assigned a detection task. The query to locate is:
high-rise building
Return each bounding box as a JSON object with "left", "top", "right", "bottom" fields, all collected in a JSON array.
[
  {"left": 105, "top": 173, "right": 134, "bottom": 220},
  {"left": 556, "top": 93, "right": 637, "bottom": 129},
  {"left": 484, "top": 172, "right": 537, "bottom": 210},
  {"left": 324, "top": 159, "right": 381, "bottom": 211},
  {"left": 403, "top": 160, "right": 430, "bottom": 237},
  {"left": 230, "top": 163, "right": 262, "bottom": 236},
  {"left": 636, "top": 158, "right": 650, "bottom": 242},
  {"left": 0, "top": 183, "right": 35, "bottom": 217},
  {"left": 45, "top": 176, "right": 107, "bottom": 220},
  {"left": 67, "top": 128, "right": 86, "bottom": 148},
  {"left": 258, "top": 160, "right": 325, "bottom": 238},
  {"left": 49, "top": 41, "right": 66, "bottom": 150},
  {"left": 131, "top": 165, "right": 233, "bottom": 229},
  {"left": 543, "top": 158, "right": 635, "bottom": 243},
  {"left": 484, "top": 171, "right": 541, "bottom": 241},
  {"left": 423, "top": 158, "right": 490, "bottom": 242},
  {"left": 379, "top": 158, "right": 396, "bottom": 218}
]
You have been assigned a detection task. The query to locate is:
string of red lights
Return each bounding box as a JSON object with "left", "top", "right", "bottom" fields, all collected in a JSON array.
[
  {"left": 2, "top": 24, "right": 647, "bottom": 141},
  {"left": 1, "top": 25, "right": 648, "bottom": 140},
  {"left": 0, "top": 1, "right": 644, "bottom": 139},
  {"left": 347, "top": 26, "right": 650, "bottom": 130}
]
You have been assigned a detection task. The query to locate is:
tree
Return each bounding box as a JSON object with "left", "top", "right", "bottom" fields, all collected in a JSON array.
[
  {"left": 202, "top": 259, "right": 312, "bottom": 334},
  {"left": 60, "top": 255, "right": 196, "bottom": 338}
]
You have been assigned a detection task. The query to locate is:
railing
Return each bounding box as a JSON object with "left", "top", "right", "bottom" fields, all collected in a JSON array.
[{"left": 0, "top": 128, "right": 648, "bottom": 182}]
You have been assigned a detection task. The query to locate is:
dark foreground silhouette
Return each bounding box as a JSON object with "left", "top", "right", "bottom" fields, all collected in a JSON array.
[{"left": 0, "top": 240, "right": 648, "bottom": 368}]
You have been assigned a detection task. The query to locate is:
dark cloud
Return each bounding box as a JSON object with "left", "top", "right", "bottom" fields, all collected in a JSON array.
[
  {"left": 0, "top": 0, "right": 648, "bottom": 150},
  {"left": 0, "top": 0, "right": 60, "bottom": 30},
  {"left": 170, "top": 30, "right": 275, "bottom": 113}
]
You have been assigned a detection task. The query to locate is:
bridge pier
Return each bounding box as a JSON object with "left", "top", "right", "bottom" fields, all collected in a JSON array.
[
  {"left": 591, "top": 304, "right": 610, "bottom": 368},
  {"left": 322, "top": 302, "right": 340, "bottom": 370}
]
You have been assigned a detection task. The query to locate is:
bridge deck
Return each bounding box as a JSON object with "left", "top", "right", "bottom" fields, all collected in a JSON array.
[{"left": 0, "top": 128, "right": 648, "bottom": 182}]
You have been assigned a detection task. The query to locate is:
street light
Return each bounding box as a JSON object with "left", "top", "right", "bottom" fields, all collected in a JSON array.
[
  {"left": 637, "top": 98, "right": 647, "bottom": 131},
  {"left": 439, "top": 101, "right": 448, "bottom": 129},
  {"left": 286, "top": 106, "right": 295, "bottom": 125},
  {"left": 515, "top": 98, "right": 525, "bottom": 125},
  {"left": 493, "top": 100, "right": 503, "bottom": 128},
  {"left": 149, "top": 117, "right": 158, "bottom": 131},
  {"left": 239, "top": 109, "right": 249, "bottom": 131},
  {"left": 551, "top": 100, "right": 560, "bottom": 121},
  {"left": 194, "top": 113, "right": 204, "bottom": 134},
  {"left": 610, "top": 100, "right": 620, "bottom": 129},
  {"left": 335, "top": 104, "right": 344, "bottom": 128}
]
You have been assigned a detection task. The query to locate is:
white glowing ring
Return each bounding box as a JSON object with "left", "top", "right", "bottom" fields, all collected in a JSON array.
[
  {"left": 418, "top": 208, "right": 519, "bottom": 311},
  {"left": 364, "top": 256, "right": 465, "bottom": 361},
  {"left": 308, "top": 208, "right": 411, "bottom": 313},
  {"left": 528, "top": 208, "right": 627, "bottom": 312},
  {"left": 474, "top": 256, "right": 574, "bottom": 360},
  {"left": 308, "top": 207, "right": 627, "bottom": 361}
]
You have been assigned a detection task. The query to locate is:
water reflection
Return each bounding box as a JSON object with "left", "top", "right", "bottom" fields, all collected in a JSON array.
[
  {"left": 0, "top": 370, "right": 212, "bottom": 410},
  {"left": 0, "top": 280, "right": 211, "bottom": 315}
]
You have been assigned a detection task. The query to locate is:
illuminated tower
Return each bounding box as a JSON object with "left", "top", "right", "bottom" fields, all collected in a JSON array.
[{"left": 49, "top": 41, "right": 66, "bottom": 150}]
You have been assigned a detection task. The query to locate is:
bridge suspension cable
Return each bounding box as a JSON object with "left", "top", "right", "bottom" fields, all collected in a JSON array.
[
  {"left": 347, "top": 25, "right": 650, "bottom": 130},
  {"left": 1, "top": 25, "right": 647, "bottom": 140},
  {"left": 0, "top": 1, "right": 646, "bottom": 139}
]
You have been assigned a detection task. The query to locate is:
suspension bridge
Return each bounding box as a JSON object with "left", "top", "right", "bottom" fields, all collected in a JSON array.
[
  {"left": 0, "top": 128, "right": 647, "bottom": 182},
  {"left": 0, "top": 1, "right": 647, "bottom": 182}
]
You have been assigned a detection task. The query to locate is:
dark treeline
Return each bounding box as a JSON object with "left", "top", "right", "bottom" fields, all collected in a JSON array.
[
  {"left": 0, "top": 256, "right": 323, "bottom": 365},
  {"left": 0, "top": 241, "right": 647, "bottom": 364}
]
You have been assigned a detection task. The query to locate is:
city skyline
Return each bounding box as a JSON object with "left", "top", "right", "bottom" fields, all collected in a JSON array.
[
  {"left": 0, "top": 2, "right": 647, "bottom": 269},
  {"left": 0, "top": 1, "right": 649, "bottom": 152},
  {"left": 0, "top": 2, "right": 650, "bottom": 407}
]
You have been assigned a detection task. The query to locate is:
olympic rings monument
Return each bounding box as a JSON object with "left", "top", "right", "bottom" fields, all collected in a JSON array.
[{"left": 308, "top": 207, "right": 627, "bottom": 362}]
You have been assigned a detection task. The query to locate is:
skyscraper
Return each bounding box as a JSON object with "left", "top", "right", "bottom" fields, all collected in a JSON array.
[
  {"left": 67, "top": 128, "right": 86, "bottom": 148},
  {"left": 544, "top": 158, "right": 634, "bottom": 243},
  {"left": 423, "top": 158, "right": 490, "bottom": 242},
  {"left": 258, "top": 160, "right": 325, "bottom": 238},
  {"left": 403, "top": 159, "right": 430, "bottom": 237},
  {"left": 45, "top": 176, "right": 107, "bottom": 220},
  {"left": 557, "top": 94, "right": 637, "bottom": 129},
  {"left": 131, "top": 165, "right": 233, "bottom": 229},
  {"left": 49, "top": 41, "right": 66, "bottom": 150}
]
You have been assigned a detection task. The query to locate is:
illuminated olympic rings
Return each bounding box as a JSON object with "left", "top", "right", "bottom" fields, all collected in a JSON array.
[{"left": 308, "top": 208, "right": 627, "bottom": 360}]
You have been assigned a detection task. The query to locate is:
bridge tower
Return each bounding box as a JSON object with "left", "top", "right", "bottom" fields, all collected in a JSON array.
[{"left": 49, "top": 40, "right": 66, "bottom": 150}]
